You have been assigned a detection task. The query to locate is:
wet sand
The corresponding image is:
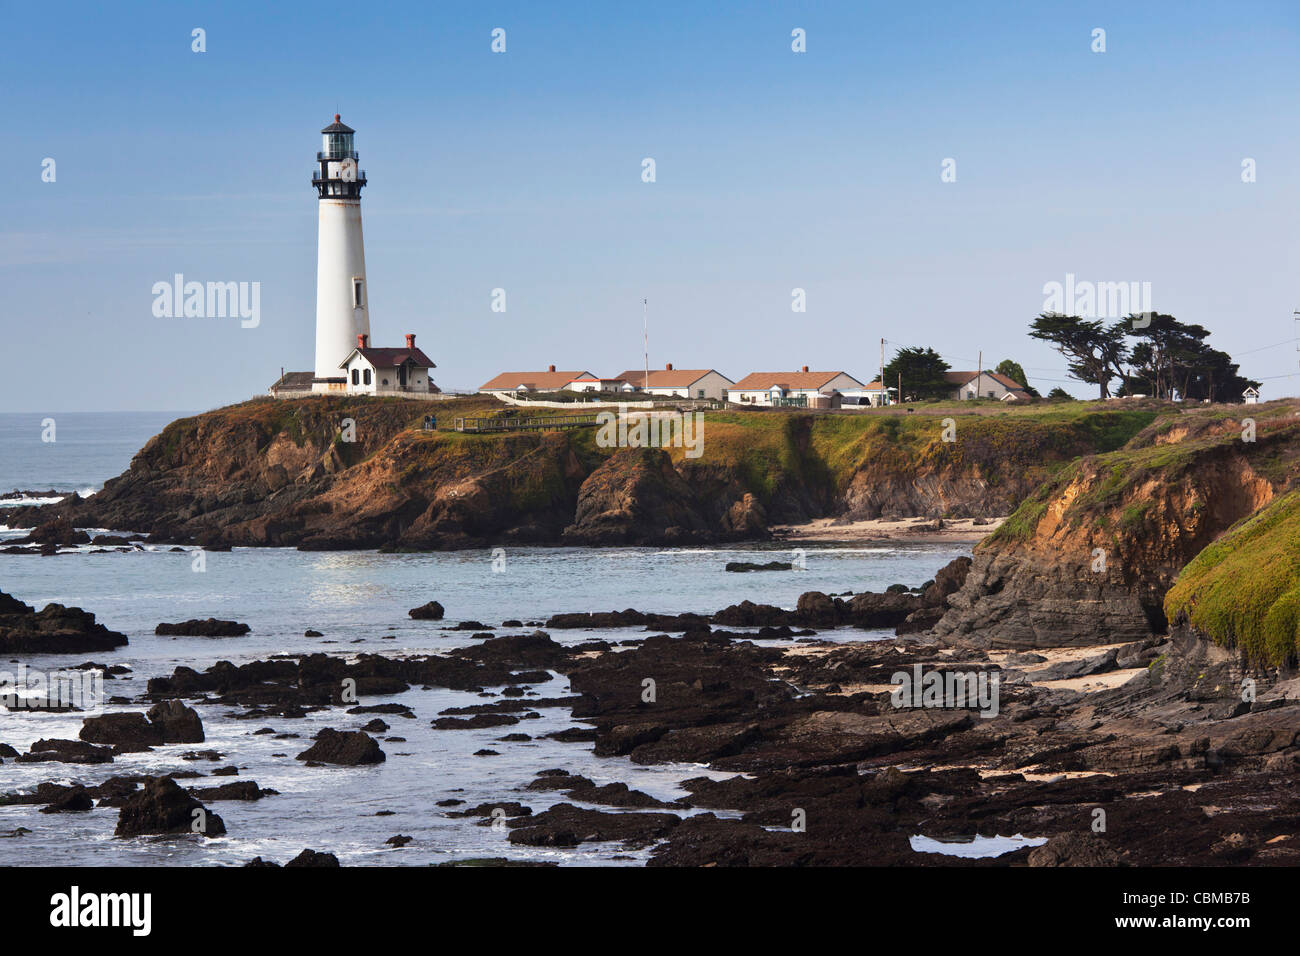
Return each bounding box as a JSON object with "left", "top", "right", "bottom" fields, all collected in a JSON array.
[{"left": 771, "top": 515, "right": 1005, "bottom": 544}]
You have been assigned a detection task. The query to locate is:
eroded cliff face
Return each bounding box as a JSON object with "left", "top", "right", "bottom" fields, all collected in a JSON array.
[
  {"left": 933, "top": 406, "right": 1299, "bottom": 649},
  {"left": 6, "top": 397, "right": 1164, "bottom": 551}
]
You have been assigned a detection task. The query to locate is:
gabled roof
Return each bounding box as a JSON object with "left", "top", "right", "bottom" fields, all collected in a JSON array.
[
  {"left": 340, "top": 346, "right": 436, "bottom": 370},
  {"left": 614, "top": 369, "right": 731, "bottom": 388},
  {"left": 731, "top": 371, "right": 864, "bottom": 391},
  {"left": 945, "top": 370, "right": 1027, "bottom": 391},
  {"left": 479, "top": 370, "right": 594, "bottom": 391}
]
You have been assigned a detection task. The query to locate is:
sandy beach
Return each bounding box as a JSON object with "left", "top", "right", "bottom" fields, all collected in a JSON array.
[{"left": 770, "top": 515, "right": 1005, "bottom": 544}]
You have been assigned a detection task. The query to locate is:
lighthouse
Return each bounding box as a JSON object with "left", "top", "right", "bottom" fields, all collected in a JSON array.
[{"left": 311, "top": 115, "right": 370, "bottom": 391}]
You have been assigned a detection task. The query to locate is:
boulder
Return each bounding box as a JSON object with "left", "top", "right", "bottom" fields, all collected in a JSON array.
[
  {"left": 408, "top": 601, "right": 445, "bottom": 620},
  {"left": 285, "top": 849, "right": 340, "bottom": 867},
  {"left": 0, "top": 592, "right": 128, "bottom": 655},
  {"left": 114, "top": 776, "right": 226, "bottom": 837},
  {"left": 295, "top": 728, "right": 386, "bottom": 766},
  {"left": 147, "top": 700, "right": 205, "bottom": 743},
  {"left": 79, "top": 713, "right": 163, "bottom": 750},
  {"left": 155, "top": 618, "right": 250, "bottom": 637}
]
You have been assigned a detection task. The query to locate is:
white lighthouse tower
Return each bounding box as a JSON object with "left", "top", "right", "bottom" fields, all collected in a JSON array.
[{"left": 312, "top": 115, "right": 371, "bottom": 391}]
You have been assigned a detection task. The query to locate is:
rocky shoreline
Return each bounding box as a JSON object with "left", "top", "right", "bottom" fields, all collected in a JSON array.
[{"left": 3, "top": 552, "right": 1298, "bottom": 865}]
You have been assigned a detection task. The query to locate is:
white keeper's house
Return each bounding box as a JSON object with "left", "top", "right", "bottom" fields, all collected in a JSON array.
[
  {"left": 728, "top": 368, "right": 865, "bottom": 406},
  {"left": 338, "top": 333, "right": 438, "bottom": 396},
  {"left": 614, "top": 365, "right": 735, "bottom": 401}
]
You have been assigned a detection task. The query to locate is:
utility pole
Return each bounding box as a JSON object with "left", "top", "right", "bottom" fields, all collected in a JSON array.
[
  {"left": 643, "top": 298, "right": 649, "bottom": 393},
  {"left": 880, "top": 338, "right": 886, "bottom": 406},
  {"left": 976, "top": 351, "right": 983, "bottom": 400}
]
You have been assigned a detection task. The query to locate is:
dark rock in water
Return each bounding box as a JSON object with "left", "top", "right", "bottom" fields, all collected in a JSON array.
[
  {"left": 244, "top": 856, "right": 280, "bottom": 867},
  {"left": 796, "top": 591, "right": 843, "bottom": 626},
  {"left": 17, "top": 739, "right": 115, "bottom": 764},
  {"left": 436, "top": 857, "right": 559, "bottom": 868},
  {"left": 115, "top": 776, "right": 226, "bottom": 837},
  {"left": 711, "top": 601, "right": 792, "bottom": 628},
  {"left": 846, "top": 590, "right": 926, "bottom": 628},
  {"left": 564, "top": 781, "right": 679, "bottom": 809},
  {"left": 507, "top": 803, "right": 680, "bottom": 846},
  {"left": 79, "top": 713, "right": 163, "bottom": 751},
  {"left": 0, "top": 591, "right": 129, "bottom": 654},
  {"left": 285, "top": 849, "right": 340, "bottom": 867},
  {"left": 348, "top": 703, "right": 416, "bottom": 717},
  {"left": 304, "top": 629, "right": 323, "bottom": 637},
  {"left": 408, "top": 601, "right": 445, "bottom": 620},
  {"left": 450, "top": 632, "right": 568, "bottom": 669},
  {"left": 449, "top": 620, "right": 489, "bottom": 631},
  {"left": 21, "top": 517, "right": 89, "bottom": 546},
  {"left": 1027, "top": 832, "right": 1122, "bottom": 867},
  {"left": 38, "top": 786, "right": 94, "bottom": 813},
  {"left": 155, "top": 618, "right": 250, "bottom": 637},
  {"left": 431, "top": 714, "right": 519, "bottom": 730},
  {"left": 725, "top": 561, "right": 793, "bottom": 573},
  {"left": 147, "top": 700, "right": 205, "bottom": 742},
  {"left": 295, "top": 728, "right": 385, "bottom": 765},
  {"left": 0, "top": 744, "right": 17, "bottom": 758},
  {"left": 78, "top": 700, "right": 204, "bottom": 750},
  {"left": 190, "top": 781, "right": 266, "bottom": 801},
  {"left": 547, "top": 727, "right": 598, "bottom": 742},
  {"left": 360, "top": 718, "right": 389, "bottom": 733},
  {"left": 91, "top": 535, "right": 132, "bottom": 546},
  {"left": 502, "top": 619, "right": 523, "bottom": 627},
  {"left": 385, "top": 834, "right": 413, "bottom": 847},
  {"left": 547, "top": 609, "right": 647, "bottom": 629},
  {"left": 526, "top": 770, "right": 596, "bottom": 792},
  {"left": 473, "top": 749, "right": 499, "bottom": 756},
  {"left": 446, "top": 801, "right": 532, "bottom": 819}
]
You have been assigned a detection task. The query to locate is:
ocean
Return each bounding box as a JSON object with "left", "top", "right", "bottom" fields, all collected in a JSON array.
[{"left": 0, "top": 411, "right": 969, "bottom": 866}]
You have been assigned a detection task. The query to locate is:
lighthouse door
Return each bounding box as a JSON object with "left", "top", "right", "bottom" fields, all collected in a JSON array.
[{"left": 398, "top": 364, "right": 408, "bottom": 388}]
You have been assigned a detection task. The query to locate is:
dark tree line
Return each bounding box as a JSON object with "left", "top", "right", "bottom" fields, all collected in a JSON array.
[{"left": 1029, "top": 313, "right": 1260, "bottom": 402}]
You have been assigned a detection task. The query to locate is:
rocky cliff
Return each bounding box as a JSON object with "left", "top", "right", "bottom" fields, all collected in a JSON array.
[
  {"left": 5, "top": 396, "right": 1160, "bottom": 550},
  {"left": 1164, "top": 487, "right": 1300, "bottom": 668},
  {"left": 933, "top": 401, "right": 1300, "bottom": 649}
]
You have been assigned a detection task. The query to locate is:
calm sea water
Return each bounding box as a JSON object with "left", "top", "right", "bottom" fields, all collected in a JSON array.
[
  {"left": 0, "top": 411, "right": 184, "bottom": 495},
  {"left": 0, "top": 412, "right": 969, "bottom": 866}
]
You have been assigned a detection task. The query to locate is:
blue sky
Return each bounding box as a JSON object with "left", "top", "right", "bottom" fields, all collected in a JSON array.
[{"left": 3, "top": 0, "right": 1298, "bottom": 411}]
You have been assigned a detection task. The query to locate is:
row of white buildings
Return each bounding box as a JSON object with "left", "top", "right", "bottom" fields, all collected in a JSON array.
[{"left": 477, "top": 364, "right": 1033, "bottom": 406}]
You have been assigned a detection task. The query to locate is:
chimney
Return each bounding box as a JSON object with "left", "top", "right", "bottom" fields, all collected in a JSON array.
[
  {"left": 801, "top": 365, "right": 809, "bottom": 373},
  {"left": 405, "top": 333, "right": 416, "bottom": 349},
  {"left": 357, "top": 333, "right": 368, "bottom": 349},
  {"left": 665, "top": 362, "right": 673, "bottom": 371},
  {"left": 548, "top": 364, "right": 556, "bottom": 372}
]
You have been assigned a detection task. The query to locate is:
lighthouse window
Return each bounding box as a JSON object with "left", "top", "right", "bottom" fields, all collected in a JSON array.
[
  {"left": 353, "top": 279, "right": 363, "bottom": 308},
  {"left": 363, "top": 369, "right": 372, "bottom": 385},
  {"left": 351, "top": 369, "right": 359, "bottom": 385}
]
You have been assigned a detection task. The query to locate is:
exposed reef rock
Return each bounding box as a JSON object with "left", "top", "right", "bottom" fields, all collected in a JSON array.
[{"left": 0, "top": 591, "right": 128, "bottom": 654}]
